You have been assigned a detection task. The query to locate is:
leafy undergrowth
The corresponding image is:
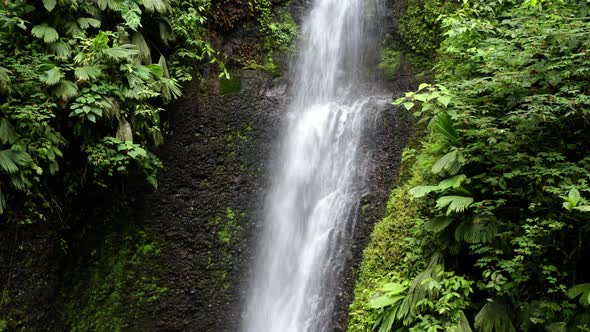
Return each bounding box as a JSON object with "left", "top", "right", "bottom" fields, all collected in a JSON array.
[
  {"left": 350, "top": 1, "right": 590, "bottom": 331},
  {"left": 0, "top": 0, "right": 226, "bottom": 223}
]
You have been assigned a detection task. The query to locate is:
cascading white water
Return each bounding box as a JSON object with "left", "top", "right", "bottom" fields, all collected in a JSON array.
[{"left": 243, "top": 0, "right": 383, "bottom": 331}]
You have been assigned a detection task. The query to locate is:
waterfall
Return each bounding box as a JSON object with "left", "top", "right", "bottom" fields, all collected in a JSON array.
[{"left": 243, "top": 0, "right": 384, "bottom": 331}]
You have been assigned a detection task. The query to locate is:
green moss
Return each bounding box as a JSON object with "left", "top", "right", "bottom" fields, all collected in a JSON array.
[
  {"left": 211, "top": 207, "right": 244, "bottom": 244},
  {"left": 63, "top": 230, "right": 167, "bottom": 331},
  {"left": 347, "top": 126, "right": 436, "bottom": 331},
  {"left": 219, "top": 76, "right": 242, "bottom": 95}
]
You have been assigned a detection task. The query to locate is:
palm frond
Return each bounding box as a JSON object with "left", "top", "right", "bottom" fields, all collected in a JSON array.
[
  {"left": 0, "top": 118, "right": 18, "bottom": 145},
  {"left": 52, "top": 80, "right": 78, "bottom": 100},
  {"left": 31, "top": 24, "right": 59, "bottom": 43},
  {"left": 0, "top": 66, "right": 12, "bottom": 94},
  {"left": 475, "top": 301, "right": 516, "bottom": 332},
  {"left": 132, "top": 32, "right": 151, "bottom": 64}
]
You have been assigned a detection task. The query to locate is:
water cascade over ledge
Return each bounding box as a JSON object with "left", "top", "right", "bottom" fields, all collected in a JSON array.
[{"left": 243, "top": 1, "right": 386, "bottom": 331}]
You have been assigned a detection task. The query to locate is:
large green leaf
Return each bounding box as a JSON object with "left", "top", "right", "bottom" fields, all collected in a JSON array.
[
  {"left": 430, "top": 112, "right": 459, "bottom": 146},
  {"left": 432, "top": 150, "right": 463, "bottom": 175},
  {"left": 369, "top": 294, "right": 404, "bottom": 309},
  {"left": 437, "top": 174, "right": 467, "bottom": 191},
  {"left": 31, "top": 24, "right": 59, "bottom": 43},
  {"left": 567, "top": 283, "right": 590, "bottom": 306},
  {"left": 409, "top": 185, "right": 439, "bottom": 198},
  {"left": 424, "top": 216, "right": 454, "bottom": 232},
  {"left": 42, "top": 0, "right": 56, "bottom": 11}
]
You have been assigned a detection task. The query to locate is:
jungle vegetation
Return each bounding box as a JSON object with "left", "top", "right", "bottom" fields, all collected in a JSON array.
[{"left": 350, "top": 0, "right": 590, "bottom": 331}]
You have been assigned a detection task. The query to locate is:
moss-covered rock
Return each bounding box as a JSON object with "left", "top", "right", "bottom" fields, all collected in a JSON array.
[{"left": 61, "top": 229, "right": 166, "bottom": 332}]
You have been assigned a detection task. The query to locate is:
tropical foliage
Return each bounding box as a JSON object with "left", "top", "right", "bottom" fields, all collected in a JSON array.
[
  {"left": 0, "top": 0, "right": 225, "bottom": 222},
  {"left": 351, "top": 0, "right": 590, "bottom": 331}
]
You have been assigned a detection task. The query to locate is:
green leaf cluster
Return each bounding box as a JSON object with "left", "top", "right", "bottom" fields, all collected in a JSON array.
[
  {"left": 0, "top": 0, "right": 223, "bottom": 222},
  {"left": 352, "top": 1, "right": 590, "bottom": 331}
]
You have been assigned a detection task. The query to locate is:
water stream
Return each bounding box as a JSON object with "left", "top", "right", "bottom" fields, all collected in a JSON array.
[{"left": 243, "top": 1, "right": 383, "bottom": 331}]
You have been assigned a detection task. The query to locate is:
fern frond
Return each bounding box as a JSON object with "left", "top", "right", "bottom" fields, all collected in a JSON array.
[
  {"left": 0, "top": 187, "right": 5, "bottom": 215},
  {"left": 159, "top": 19, "right": 174, "bottom": 45},
  {"left": 448, "top": 311, "right": 473, "bottom": 332}
]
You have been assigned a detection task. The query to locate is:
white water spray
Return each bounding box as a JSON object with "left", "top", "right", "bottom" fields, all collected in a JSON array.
[{"left": 243, "top": 1, "right": 384, "bottom": 331}]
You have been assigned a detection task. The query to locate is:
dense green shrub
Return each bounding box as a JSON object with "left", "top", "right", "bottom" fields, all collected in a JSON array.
[
  {"left": 352, "top": 1, "right": 590, "bottom": 331},
  {"left": 0, "top": 0, "right": 225, "bottom": 223}
]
